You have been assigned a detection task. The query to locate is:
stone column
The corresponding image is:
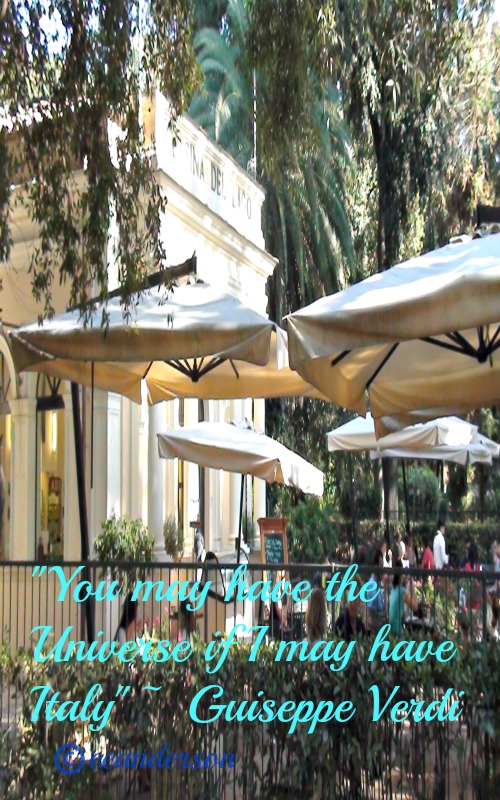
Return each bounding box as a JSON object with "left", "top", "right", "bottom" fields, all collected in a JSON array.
[
  {"left": 9, "top": 398, "right": 36, "bottom": 560},
  {"left": 253, "top": 398, "right": 266, "bottom": 549},
  {"left": 107, "top": 394, "right": 121, "bottom": 519},
  {"left": 148, "top": 402, "right": 166, "bottom": 560},
  {"left": 120, "top": 398, "right": 131, "bottom": 519},
  {"left": 163, "top": 401, "right": 176, "bottom": 519},
  {"left": 183, "top": 399, "right": 199, "bottom": 557},
  {"left": 128, "top": 399, "right": 142, "bottom": 519},
  {"left": 89, "top": 390, "right": 108, "bottom": 548},
  {"left": 206, "top": 400, "right": 222, "bottom": 553},
  {"left": 138, "top": 390, "right": 148, "bottom": 522},
  {"left": 229, "top": 399, "right": 244, "bottom": 551}
]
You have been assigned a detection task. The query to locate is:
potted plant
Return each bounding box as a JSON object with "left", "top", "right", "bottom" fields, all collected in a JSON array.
[
  {"left": 94, "top": 515, "right": 154, "bottom": 593},
  {"left": 163, "top": 515, "right": 184, "bottom": 561}
]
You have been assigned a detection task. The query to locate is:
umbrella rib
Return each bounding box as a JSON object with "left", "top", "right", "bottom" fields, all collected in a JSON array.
[
  {"left": 198, "top": 356, "right": 226, "bottom": 379},
  {"left": 488, "top": 324, "right": 500, "bottom": 350},
  {"left": 331, "top": 350, "right": 351, "bottom": 368},
  {"left": 477, "top": 326, "right": 486, "bottom": 350},
  {"left": 166, "top": 359, "right": 193, "bottom": 379},
  {"left": 420, "top": 336, "right": 476, "bottom": 358},
  {"left": 165, "top": 356, "right": 226, "bottom": 382},
  {"left": 445, "top": 332, "right": 477, "bottom": 356},
  {"left": 229, "top": 359, "right": 240, "bottom": 379},
  {"left": 181, "top": 358, "right": 194, "bottom": 373},
  {"left": 366, "top": 343, "right": 399, "bottom": 390},
  {"left": 142, "top": 362, "right": 153, "bottom": 380}
]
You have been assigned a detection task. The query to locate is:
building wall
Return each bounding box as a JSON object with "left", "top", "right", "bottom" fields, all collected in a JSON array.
[{"left": 0, "top": 92, "right": 275, "bottom": 563}]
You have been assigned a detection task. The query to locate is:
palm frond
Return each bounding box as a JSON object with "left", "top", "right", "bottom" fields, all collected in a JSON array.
[{"left": 189, "top": 0, "right": 353, "bottom": 318}]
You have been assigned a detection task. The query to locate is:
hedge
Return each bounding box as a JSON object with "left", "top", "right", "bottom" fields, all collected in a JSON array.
[
  {"left": 1, "top": 637, "right": 498, "bottom": 799},
  {"left": 349, "top": 519, "right": 499, "bottom": 565}
]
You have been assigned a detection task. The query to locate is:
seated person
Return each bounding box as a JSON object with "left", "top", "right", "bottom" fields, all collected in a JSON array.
[
  {"left": 312, "top": 555, "right": 331, "bottom": 589},
  {"left": 264, "top": 571, "right": 290, "bottom": 640},
  {"left": 406, "top": 536, "right": 417, "bottom": 567},
  {"left": 389, "top": 561, "right": 419, "bottom": 636},
  {"left": 460, "top": 541, "right": 471, "bottom": 569},
  {"left": 116, "top": 593, "right": 141, "bottom": 643},
  {"left": 366, "top": 549, "right": 387, "bottom": 633},
  {"left": 305, "top": 587, "right": 327, "bottom": 644},
  {"left": 464, "top": 541, "right": 482, "bottom": 612},
  {"left": 174, "top": 598, "right": 197, "bottom": 641},
  {"left": 335, "top": 575, "right": 366, "bottom": 641},
  {"left": 169, "top": 591, "right": 198, "bottom": 642},
  {"left": 268, "top": 596, "right": 290, "bottom": 640}
]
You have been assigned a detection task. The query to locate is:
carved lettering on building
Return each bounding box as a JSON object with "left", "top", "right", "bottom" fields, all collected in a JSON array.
[{"left": 172, "top": 136, "right": 252, "bottom": 221}]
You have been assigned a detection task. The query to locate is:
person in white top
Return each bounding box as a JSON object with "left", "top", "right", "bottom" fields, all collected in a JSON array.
[{"left": 433, "top": 521, "right": 449, "bottom": 570}]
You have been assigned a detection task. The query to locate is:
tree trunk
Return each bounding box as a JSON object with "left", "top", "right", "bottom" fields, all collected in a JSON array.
[
  {"left": 373, "top": 119, "right": 402, "bottom": 529},
  {"left": 382, "top": 458, "right": 399, "bottom": 542},
  {"left": 372, "top": 458, "right": 383, "bottom": 522},
  {"left": 477, "top": 463, "right": 487, "bottom": 521}
]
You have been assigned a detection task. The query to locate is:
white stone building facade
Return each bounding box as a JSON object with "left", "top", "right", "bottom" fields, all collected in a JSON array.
[{"left": 0, "top": 91, "right": 277, "bottom": 564}]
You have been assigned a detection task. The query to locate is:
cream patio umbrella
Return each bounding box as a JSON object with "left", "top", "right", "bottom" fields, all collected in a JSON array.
[
  {"left": 327, "top": 413, "right": 499, "bottom": 532},
  {"left": 327, "top": 413, "right": 484, "bottom": 454},
  {"left": 158, "top": 421, "right": 324, "bottom": 558},
  {"left": 9, "top": 279, "right": 322, "bottom": 642},
  {"left": 10, "top": 281, "right": 323, "bottom": 402},
  {"left": 144, "top": 326, "right": 324, "bottom": 402},
  {"left": 368, "top": 442, "right": 498, "bottom": 464},
  {"left": 328, "top": 413, "right": 499, "bottom": 466},
  {"left": 287, "top": 231, "right": 500, "bottom": 436}
]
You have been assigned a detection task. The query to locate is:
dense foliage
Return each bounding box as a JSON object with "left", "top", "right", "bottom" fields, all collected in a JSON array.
[
  {"left": 1, "top": 638, "right": 498, "bottom": 797},
  {"left": 286, "top": 497, "right": 338, "bottom": 562},
  {"left": 249, "top": 0, "right": 499, "bottom": 274},
  {"left": 0, "top": 0, "right": 199, "bottom": 317},
  {"left": 93, "top": 515, "right": 154, "bottom": 591},
  {"left": 264, "top": 1, "right": 500, "bottom": 526},
  {"left": 189, "top": 0, "right": 354, "bottom": 321},
  {"left": 2, "top": 0, "right": 500, "bottom": 526}
]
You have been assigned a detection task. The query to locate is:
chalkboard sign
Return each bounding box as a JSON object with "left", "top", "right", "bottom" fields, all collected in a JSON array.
[
  {"left": 258, "top": 518, "right": 288, "bottom": 568},
  {"left": 263, "top": 533, "right": 285, "bottom": 564}
]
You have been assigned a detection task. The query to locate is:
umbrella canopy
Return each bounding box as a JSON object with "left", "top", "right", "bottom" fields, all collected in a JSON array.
[
  {"left": 368, "top": 443, "right": 496, "bottom": 465},
  {"left": 158, "top": 421, "right": 324, "bottom": 496},
  {"left": 10, "top": 282, "right": 322, "bottom": 402},
  {"left": 146, "top": 327, "right": 323, "bottom": 402},
  {"left": 327, "top": 413, "right": 499, "bottom": 465},
  {"left": 287, "top": 232, "right": 500, "bottom": 432},
  {"left": 327, "top": 413, "right": 480, "bottom": 452}
]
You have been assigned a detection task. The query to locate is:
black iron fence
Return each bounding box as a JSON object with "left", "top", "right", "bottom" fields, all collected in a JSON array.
[
  {"left": 0, "top": 560, "right": 498, "bottom": 799},
  {"left": 0, "top": 560, "right": 497, "bottom": 647}
]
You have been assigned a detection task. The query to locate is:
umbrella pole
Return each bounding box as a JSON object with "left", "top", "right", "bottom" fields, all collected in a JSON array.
[
  {"left": 236, "top": 474, "right": 245, "bottom": 563},
  {"left": 71, "top": 382, "right": 95, "bottom": 644},
  {"left": 402, "top": 460, "right": 410, "bottom": 537},
  {"left": 347, "top": 453, "right": 358, "bottom": 561},
  {"left": 234, "top": 474, "right": 245, "bottom": 632},
  {"left": 382, "top": 459, "right": 390, "bottom": 547}
]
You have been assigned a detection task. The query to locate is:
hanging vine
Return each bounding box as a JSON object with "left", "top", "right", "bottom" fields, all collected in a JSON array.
[{"left": 0, "top": 0, "right": 200, "bottom": 320}]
